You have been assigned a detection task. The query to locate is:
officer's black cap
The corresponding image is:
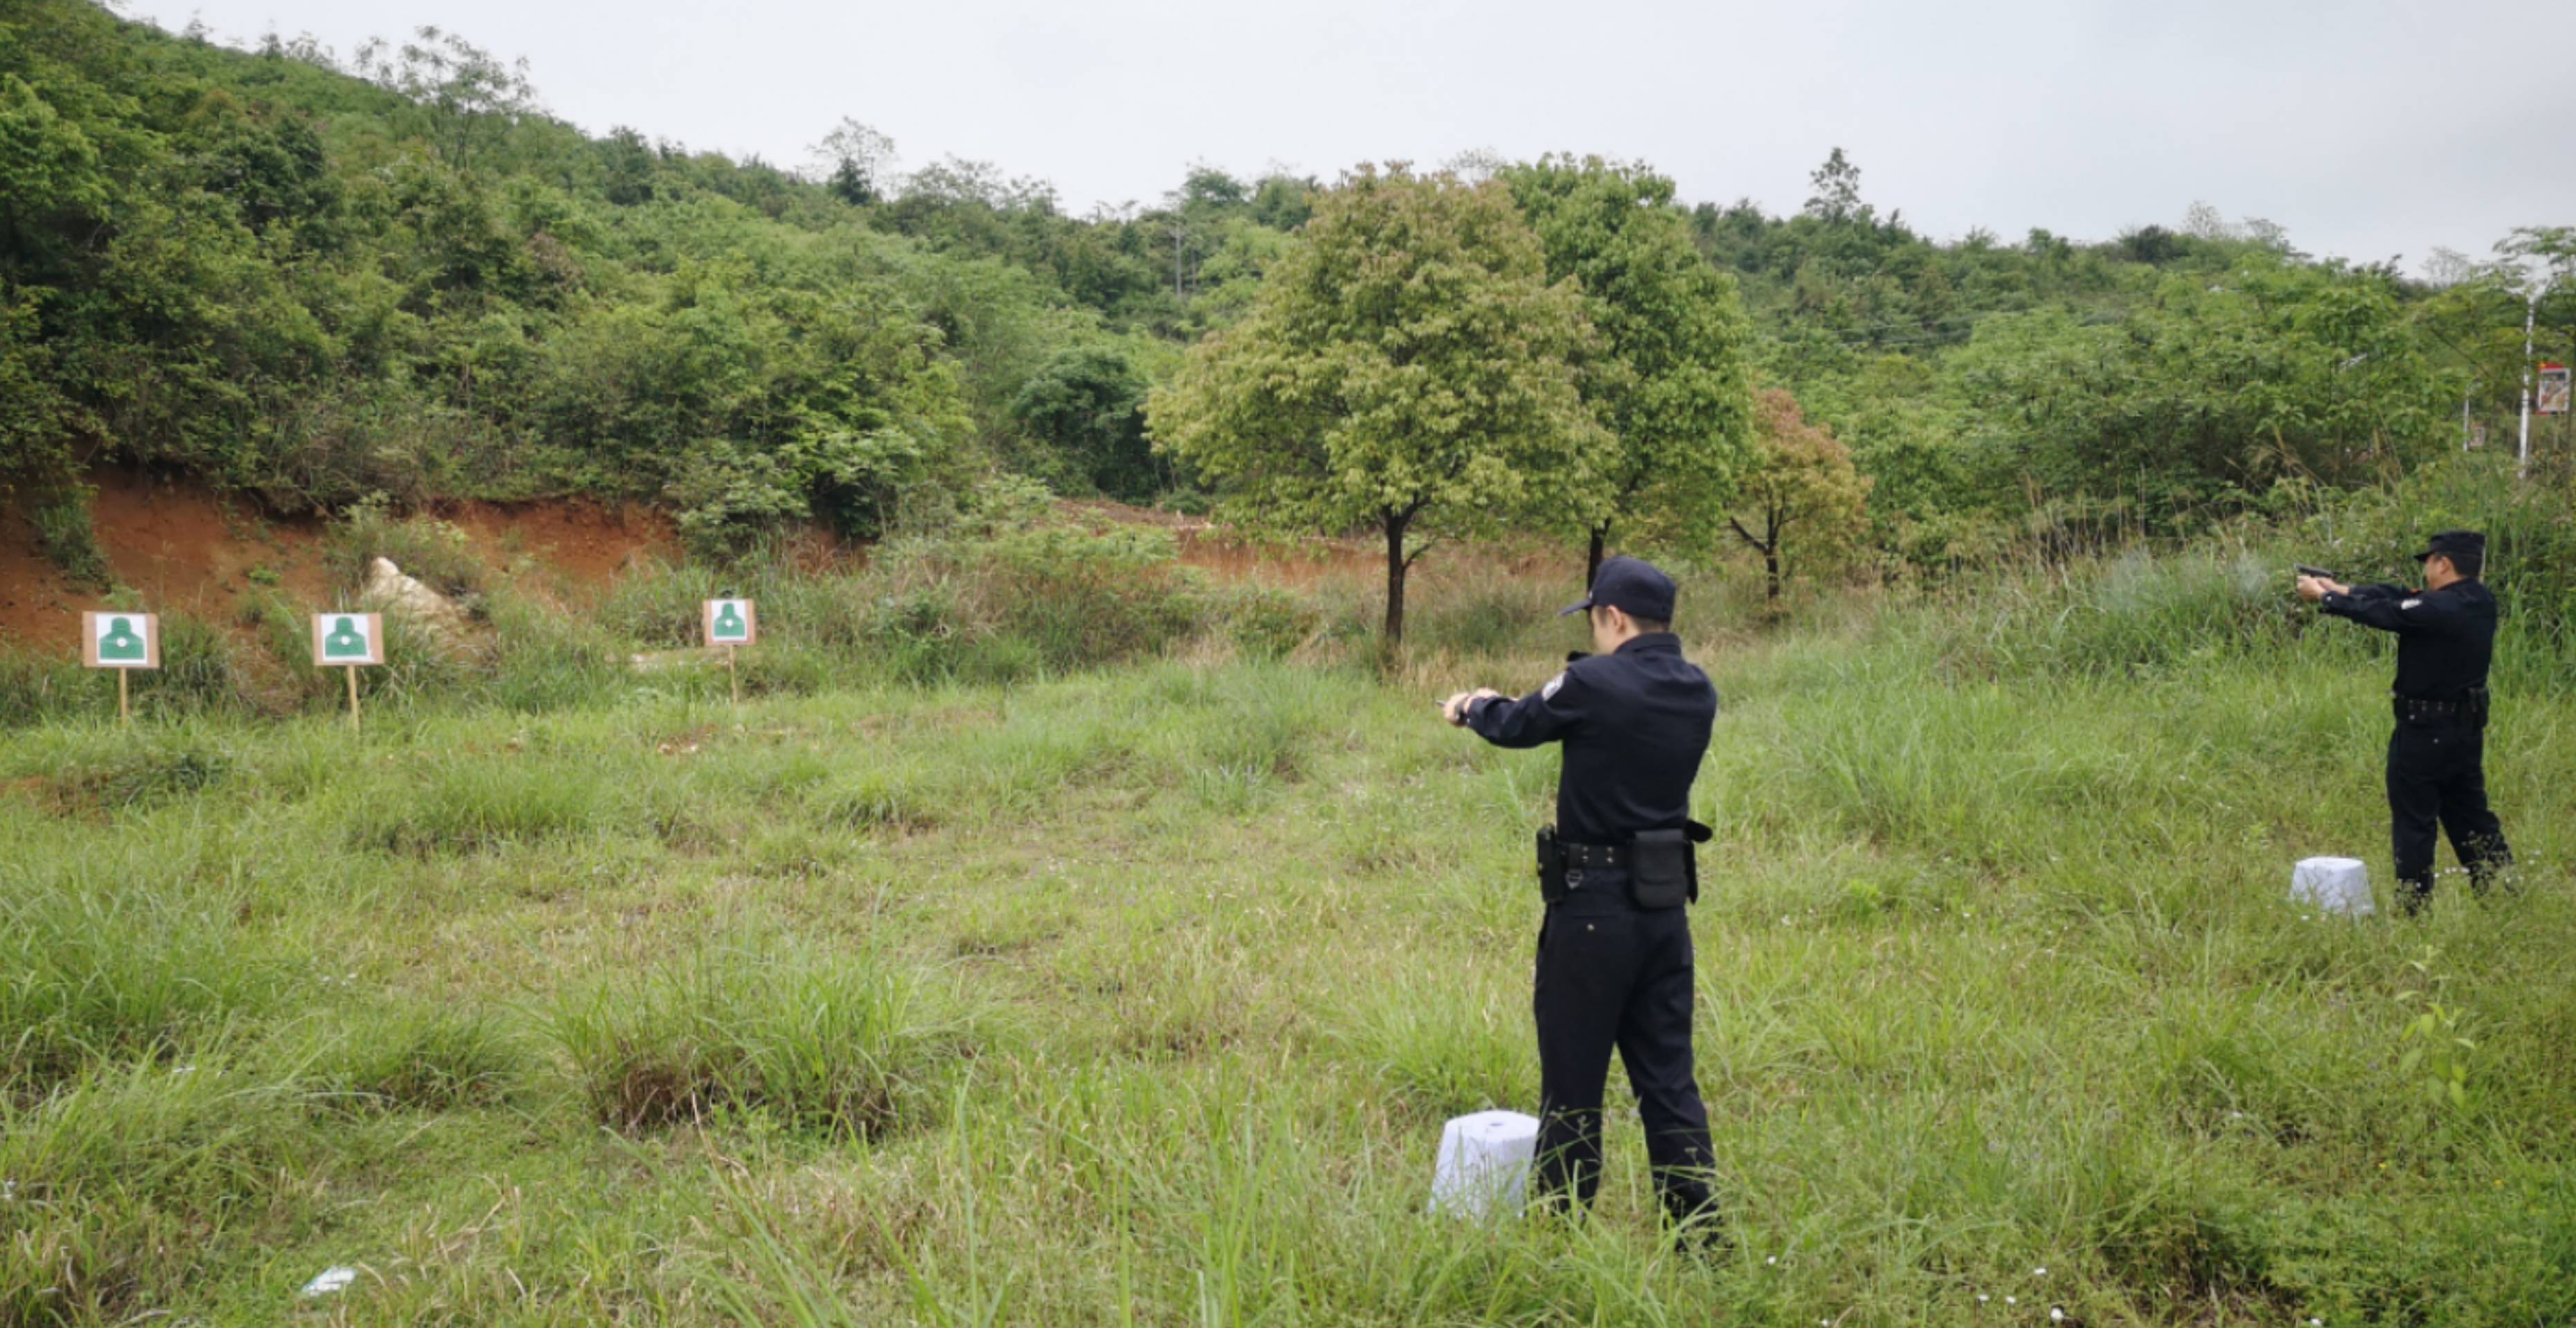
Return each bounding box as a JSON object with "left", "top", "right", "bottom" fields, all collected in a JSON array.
[
  {"left": 1559, "top": 556, "right": 1677, "bottom": 622},
  {"left": 2413, "top": 530, "right": 2484, "bottom": 564}
]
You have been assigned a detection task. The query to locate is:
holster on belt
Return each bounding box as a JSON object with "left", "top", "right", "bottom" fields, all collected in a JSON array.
[{"left": 1536, "top": 827, "right": 1568, "bottom": 903}]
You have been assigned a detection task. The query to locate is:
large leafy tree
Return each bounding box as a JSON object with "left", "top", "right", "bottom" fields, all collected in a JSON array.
[
  {"left": 1501, "top": 154, "right": 1754, "bottom": 584},
  {"left": 1010, "top": 344, "right": 1162, "bottom": 501},
  {"left": 1147, "top": 163, "right": 1603, "bottom": 654},
  {"left": 1727, "top": 389, "right": 1869, "bottom": 600},
  {"left": 353, "top": 27, "right": 539, "bottom": 174}
]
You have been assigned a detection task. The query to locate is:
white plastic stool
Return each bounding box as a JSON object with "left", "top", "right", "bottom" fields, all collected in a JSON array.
[
  {"left": 2292, "top": 856, "right": 2374, "bottom": 916},
  {"left": 1429, "top": 1109, "right": 1539, "bottom": 1219}
]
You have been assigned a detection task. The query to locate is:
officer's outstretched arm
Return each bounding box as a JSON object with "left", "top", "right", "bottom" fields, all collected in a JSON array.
[
  {"left": 2322, "top": 589, "right": 2462, "bottom": 638},
  {"left": 1464, "top": 667, "right": 1588, "bottom": 748}
]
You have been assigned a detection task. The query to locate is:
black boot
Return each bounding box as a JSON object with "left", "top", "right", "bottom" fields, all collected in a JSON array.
[{"left": 1661, "top": 1186, "right": 1729, "bottom": 1257}]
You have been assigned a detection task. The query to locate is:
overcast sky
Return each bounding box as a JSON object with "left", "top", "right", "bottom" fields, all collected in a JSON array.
[{"left": 120, "top": 0, "right": 2574, "bottom": 273}]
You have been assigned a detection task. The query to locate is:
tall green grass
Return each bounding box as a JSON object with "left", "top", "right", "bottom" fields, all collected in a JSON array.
[{"left": 549, "top": 941, "right": 977, "bottom": 1140}]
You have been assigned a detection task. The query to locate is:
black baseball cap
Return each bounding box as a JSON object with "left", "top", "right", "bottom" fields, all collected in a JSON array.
[
  {"left": 1559, "top": 556, "right": 1677, "bottom": 622},
  {"left": 2413, "top": 530, "right": 2484, "bottom": 564}
]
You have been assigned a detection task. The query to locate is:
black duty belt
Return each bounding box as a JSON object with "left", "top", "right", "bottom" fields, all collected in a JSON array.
[
  {"left": 2393, "top": 692, "right": 2487, "bottom": 723},
  {"left": 1553, "top": 840, "right": 1629, "bottom": 869}
]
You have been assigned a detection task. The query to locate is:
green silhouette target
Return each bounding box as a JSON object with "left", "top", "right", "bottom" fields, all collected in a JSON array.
[
  {"left": 83, "top": 612, "right": 158, "bottom": 670},
  {"left": 704, "top": 598, "right": 757, "bottom": 645},
  {"left": 311, "top": 613, "right": 384, "bottom": 667},
  {"left": 100, "top": 618, "right": 145, "bottom": 661}
]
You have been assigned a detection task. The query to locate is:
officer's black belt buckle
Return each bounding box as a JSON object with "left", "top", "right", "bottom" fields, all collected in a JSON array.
[
  {"left": 1556, "top": 840, "right": 1629, "bottom": 869},
  {"left": 1537, "top": 829, "right": 1621, "bottom": 901}
]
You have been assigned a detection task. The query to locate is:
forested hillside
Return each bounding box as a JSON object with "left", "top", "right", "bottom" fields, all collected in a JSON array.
[{"left": 5, "top": 0, "right": 2571, "bottom": 572}]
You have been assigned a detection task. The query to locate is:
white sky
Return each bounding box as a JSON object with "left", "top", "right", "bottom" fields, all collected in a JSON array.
[{"left": 119, "top": 0, "right": 2575, "bottom": 273}]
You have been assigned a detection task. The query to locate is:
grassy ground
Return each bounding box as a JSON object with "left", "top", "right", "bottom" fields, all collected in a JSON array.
[{"left": 3, "top": 551, "right": 2573, "bottom": 1326}]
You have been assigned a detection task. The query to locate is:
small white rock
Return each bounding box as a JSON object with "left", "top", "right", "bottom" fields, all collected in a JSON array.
[{"left": 300, "top": 1266, "right": 359, "bottom": 1297}]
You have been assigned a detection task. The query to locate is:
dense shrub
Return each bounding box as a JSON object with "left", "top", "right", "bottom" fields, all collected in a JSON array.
[{"left": 30, "top": 487, "right": 112, "bottom": 589}]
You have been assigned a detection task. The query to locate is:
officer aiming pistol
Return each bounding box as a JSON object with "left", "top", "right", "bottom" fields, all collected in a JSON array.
[{"left": 2297, "top": 531, "right": 2513, "bottom": 913}]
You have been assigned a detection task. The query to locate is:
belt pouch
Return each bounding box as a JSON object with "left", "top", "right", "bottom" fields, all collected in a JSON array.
[{"left": 1629, "top": 828, "right": 1695, "bottom": 908}]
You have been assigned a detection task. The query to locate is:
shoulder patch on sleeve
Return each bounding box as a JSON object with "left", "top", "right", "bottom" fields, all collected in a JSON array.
[
  {"left": 2401, "top": 598, "right": 2422, "bottom": 610},
  {"left": 1541, "top": 672, "right": 1566, "bottom": 701}
]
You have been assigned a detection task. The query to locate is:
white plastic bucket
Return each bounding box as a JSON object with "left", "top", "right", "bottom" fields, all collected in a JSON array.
[
  {"left": 1429, "top": 1109, "right": 1539, "bottom": 1219},
  {"left": 2292, "top": 856, "right": 2373, "bottom": 916}
]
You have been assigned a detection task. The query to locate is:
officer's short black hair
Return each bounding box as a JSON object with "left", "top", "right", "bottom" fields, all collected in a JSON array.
[
  {"left": 2447, "top": 547, "right": 2483, "bottom": 579},
  {"left": 1588, "top": 604, "right": 1671, "bottom": 634}
]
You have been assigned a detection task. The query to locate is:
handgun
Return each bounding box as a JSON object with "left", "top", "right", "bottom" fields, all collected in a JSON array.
[{"left": 2294, "top": 564, "right": 2337, "bottom": 581}]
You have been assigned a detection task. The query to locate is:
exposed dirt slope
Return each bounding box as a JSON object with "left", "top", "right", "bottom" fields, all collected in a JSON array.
[{"left": 1, "top": 472, "right": 678, "bottom": 648}]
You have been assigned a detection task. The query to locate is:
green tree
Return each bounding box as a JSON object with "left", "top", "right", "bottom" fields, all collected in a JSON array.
[
  {"left": 353, "top": 27, "right": 539, "bottom": 174},
  {"left": 598, "top": 126, "right": 660, "bottom": 205},
  {"left": 1501, "top": 154, "right": 1754, "bottom": 584},
  {"left": 810, "top": 118, "right": 895, "bottom": 206},
  {"left": 1802, "top": 147, "right": 1868, "bottom": 225},
  {"left": 1148, "top": 163, "right": 1603, "bottom": 654},
  {"left": 1727, "top": 388, "right": 1869, "bottom": 600},
  {"left": 1010, "top": 344, "right": 1162, "bottom": 501}
]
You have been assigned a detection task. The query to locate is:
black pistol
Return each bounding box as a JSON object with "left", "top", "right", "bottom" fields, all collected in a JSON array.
[{"left": 2294, "top": 564, "right": 2337, "bottom": 581}]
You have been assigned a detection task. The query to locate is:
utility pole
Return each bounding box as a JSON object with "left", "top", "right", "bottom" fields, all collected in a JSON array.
[{"left": 2518, "top": 288, "right": 2537, "bottom": 478}]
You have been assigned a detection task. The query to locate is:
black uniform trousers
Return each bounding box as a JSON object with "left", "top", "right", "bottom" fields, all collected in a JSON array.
[
  {"left": 1530, "top": 868, "right": 1717, "bottom": 1224},
  {"left": 2387, "top": 714, "right": 2512, "bottom": 912}
]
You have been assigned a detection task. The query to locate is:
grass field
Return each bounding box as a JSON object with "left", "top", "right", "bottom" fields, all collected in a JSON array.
[{"left": 3, "top": 547, "right": 2573, "bottom": 1326}]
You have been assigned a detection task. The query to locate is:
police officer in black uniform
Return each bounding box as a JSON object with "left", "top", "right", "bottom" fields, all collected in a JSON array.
[
  {"left": 2298, "top": 530, "right": 2513, "bottom": 913},
  {"left": 1440, "top": 557, "right": 1721, "bottom": 1238}
]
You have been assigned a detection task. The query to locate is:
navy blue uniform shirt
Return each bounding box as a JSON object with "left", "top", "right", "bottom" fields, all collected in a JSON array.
[
  {"left": 1463, "top": 633, "right": 1716, "bottom": 844},
  {"left": 2320, "top": 580, "right": 2498, "bottom": 699}
]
